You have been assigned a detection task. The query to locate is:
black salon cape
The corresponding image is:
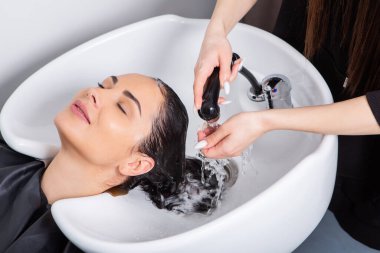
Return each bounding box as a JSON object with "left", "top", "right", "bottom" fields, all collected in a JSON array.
[
  {"left": 0, "top": 137, "right": 83, "bottom": 253},
  {"left": 274, "top": 0, "right": 380, "bottom": 249}
]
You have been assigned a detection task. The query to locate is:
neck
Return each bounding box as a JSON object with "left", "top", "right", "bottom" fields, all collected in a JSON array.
[{"left": 41, "top": 149, "right": 110, "bottom": 204}]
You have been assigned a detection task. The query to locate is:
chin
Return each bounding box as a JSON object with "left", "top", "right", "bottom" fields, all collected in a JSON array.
[
  {"left": 54, "top": 109, "right": 103, "bottom": 165},
  {"left": 54, "top": 108, "right": 86, "bottom": 149}
]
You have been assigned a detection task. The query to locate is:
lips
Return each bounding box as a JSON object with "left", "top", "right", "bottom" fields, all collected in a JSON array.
[{"left": 71, "top": 100, "right": 91, "bottom": 124}]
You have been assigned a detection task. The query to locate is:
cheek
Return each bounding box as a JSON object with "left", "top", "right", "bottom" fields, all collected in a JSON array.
[
  {"left": 88, "top": 112, "right": 145, "bottom": 162},
  {"left": 53, "top": 108, "right": 125, "bottom": 164},
  {"left": 55, "top": 106, "right": 148, "bottom": 166}
]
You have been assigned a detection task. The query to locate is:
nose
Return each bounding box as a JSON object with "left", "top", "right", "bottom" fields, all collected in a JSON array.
[{"left": 86, "top": 88, "right": 100, "bottom": 108}]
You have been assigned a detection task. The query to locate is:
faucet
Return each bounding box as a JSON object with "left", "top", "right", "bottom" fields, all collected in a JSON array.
[
  {"left": 233, "top": 53, "right": 293, "bottom": 109},
  {"left": 198, "top": 52, "right": 293, "bottom": 123},
  {"left": 257, "top": 74, "right": 293, "bottom": 109}
]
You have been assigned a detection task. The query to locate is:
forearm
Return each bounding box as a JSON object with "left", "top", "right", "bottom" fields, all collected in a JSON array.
[
  {"left": 261, "top": 96, "right": 380, "bottom": 135},
  {"left": 206, "top": 0, "right": 257, "bottom": 37}
]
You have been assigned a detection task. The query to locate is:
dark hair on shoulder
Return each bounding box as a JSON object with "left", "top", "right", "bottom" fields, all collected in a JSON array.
[
  {"left": 122, "top": 78, "right": 224, "bottom": 214},
  {"left": 305, "top": 0, "right": 379, "bottom": 95}
]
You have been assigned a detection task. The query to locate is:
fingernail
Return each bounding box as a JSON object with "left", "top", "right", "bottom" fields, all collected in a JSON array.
[
  {"left": 238, "top": 59, "right": 244, "bottom": 72},
  {"left": 221, "top": 100, "right": 232, "bottom": 105},
  {"left": 224, "top": 82, "right": 230, "bottom": 95},
  {"left": 194, "top": 140, "right": 208, "bottom": 150}
]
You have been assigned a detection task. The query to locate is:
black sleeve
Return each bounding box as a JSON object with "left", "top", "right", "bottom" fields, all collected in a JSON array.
[
  {"left": 0, "top": 140, "right": 71, "bottom": 253},
  {"left": 366, "top": 90, "right": 380, "bottom": 125}
]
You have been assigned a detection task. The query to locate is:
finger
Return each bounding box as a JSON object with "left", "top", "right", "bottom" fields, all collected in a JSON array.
[
  {"left": 193, "top": 64, "right": 213, "bottom": 109},
  {"left": 219, "top": 54, "right": 232, "bottom": 89},
  {"left": 230, "top": 58, "right": 242, "bottom": 82},
  {"left": 203, "top": 125, "right": 218, "bottom": 136},
  {"left": 218, "top": 96, "right": 232, "bottom": 105},
  {"left": 203, "top": 136, "right": 231, "bottom": 159},
  {"left": 203, "top": 126, "right": 228, "bottom": 149},
  {"left": 203, "top": 134, "right": 241, "bottom": 159},
  {"left": 217, "top": 97, "right": 225, "bottom": 104},
  {"left": 197, "top": 130, "right": 206, "bottom": 141}
]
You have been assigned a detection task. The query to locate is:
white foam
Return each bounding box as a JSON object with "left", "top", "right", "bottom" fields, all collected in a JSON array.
[{"left": 163, "top": 153, "right": 232, "bottom": 215}]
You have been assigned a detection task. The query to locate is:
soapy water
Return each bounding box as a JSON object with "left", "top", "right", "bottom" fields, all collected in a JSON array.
[
  {"left": 163, "top": 153, "right": 238, "bottom": 215},
  {"left": 161, "top": 121, "right": 245, "bottom": 215},
  {"left": 203, "top": 121, "right": 255, "bottom": 176},
  {"left": 241, "top": 144, "right": 255, "bottom": 175}
]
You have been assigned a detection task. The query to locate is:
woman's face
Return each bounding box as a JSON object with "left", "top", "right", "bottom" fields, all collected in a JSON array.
[{"left": 55, "top": 74, "right": 164, "bottom": 167}]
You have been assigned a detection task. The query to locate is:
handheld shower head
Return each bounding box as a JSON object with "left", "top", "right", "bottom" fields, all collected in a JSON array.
[
  {"left": 198, "top": 67, "right": 221, "bottom": 122},
  {"left": 198, "top": 53, "right": 242, "bottom": 122}
]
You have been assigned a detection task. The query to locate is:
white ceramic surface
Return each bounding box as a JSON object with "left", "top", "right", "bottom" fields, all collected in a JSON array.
[
  {"left": 0, "top": 0, "right": 215, "bottom": 110},
  {"left": 0, "top": 15, "right": 338, "bottom": 253}
]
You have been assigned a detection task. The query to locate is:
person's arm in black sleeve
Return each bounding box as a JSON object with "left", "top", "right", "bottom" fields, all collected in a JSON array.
[{"left": 366, "top": 90, "right": 380, "bottom": 125}]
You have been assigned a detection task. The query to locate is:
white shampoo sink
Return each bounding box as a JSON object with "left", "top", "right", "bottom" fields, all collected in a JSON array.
[{"left": 0, "top": 15, "right": 338, "bottom": 253}]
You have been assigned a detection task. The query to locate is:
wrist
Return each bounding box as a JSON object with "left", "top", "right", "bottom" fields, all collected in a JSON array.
[
  {"left": 253, "top": 110, "right": 278, "bottom": 133},
  {"left": 206, "top": 18, "right": 228, "bottom": 38}
]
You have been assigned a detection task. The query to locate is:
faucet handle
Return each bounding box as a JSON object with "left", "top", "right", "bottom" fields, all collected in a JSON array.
[{"left": 262, "top": 74, "right": 293, "bottom": 109}]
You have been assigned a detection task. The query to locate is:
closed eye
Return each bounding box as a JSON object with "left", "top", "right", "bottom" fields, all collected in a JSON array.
[
  {"left": 117, "top": 103, "right": 127, "bottom": 115},
  {"left": 97, "top": 82, "right": 104, "bottom": 89}
]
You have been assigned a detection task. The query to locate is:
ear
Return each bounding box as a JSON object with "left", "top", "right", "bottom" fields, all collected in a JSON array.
[{"left": 120, "top": 154, "right": 155, "bottom": 176}]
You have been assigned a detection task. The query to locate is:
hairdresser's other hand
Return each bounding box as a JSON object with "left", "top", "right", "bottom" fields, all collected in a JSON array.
[
  {"left": 197, "top": 112, "right": 267, "bottom": 159},
  {"left": 193, "top": 33, "right": 241, "bottom": 110}
]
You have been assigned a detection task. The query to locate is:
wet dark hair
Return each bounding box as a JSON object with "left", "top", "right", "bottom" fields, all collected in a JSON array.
[{"left": 122, "top": 78, "right": 224, "bottom": 214}]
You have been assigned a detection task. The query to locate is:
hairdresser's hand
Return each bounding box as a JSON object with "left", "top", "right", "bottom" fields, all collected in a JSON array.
[
  {"left": 193, "top": 33, "right": 241, "bottom": 109},
  {"left": 197, "top": 112, "right": 267, "bottom": 159}
]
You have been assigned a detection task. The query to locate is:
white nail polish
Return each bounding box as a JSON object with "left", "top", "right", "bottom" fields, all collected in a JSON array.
[
  {"left": 194, "top": 140, "right": 208, "bottom": 150},
  {"left": 238, "top": 59, "right": 244, "bottom": 72},
  {"left": 221, "top": 100, "right": 232, "bottom": 105},
  {"left": 224, "top": 82, "right": 230, "bottom": 95}
]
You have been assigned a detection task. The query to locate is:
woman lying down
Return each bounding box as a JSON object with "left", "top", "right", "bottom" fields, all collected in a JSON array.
[{"left": 0, "top": 74, "right": 229, "bottom": 253}]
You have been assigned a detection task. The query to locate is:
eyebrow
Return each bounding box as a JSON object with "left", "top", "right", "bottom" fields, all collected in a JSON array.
[
  {"left": 111, "top": 76, "right": 118, "bottom": 85},
  {"left": 123, "top": 90, "right": 141, "bottom": 116}
]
